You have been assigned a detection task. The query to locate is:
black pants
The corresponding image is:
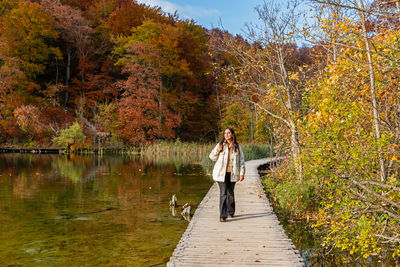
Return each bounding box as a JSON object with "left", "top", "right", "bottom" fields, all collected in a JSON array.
[{"left": 217, "top": 172, "right": 236, "bottom": 219}]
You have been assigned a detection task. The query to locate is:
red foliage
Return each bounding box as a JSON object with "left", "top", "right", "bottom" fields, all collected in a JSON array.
[
  {"left": 40, "top": 0, "right": 92, "bottom": 45},
  {"left": 41, "top": 107, "right": 74, "bottom": 135},
  {"left": 0, "top": 42, "right": 24, "bottom": 99},
  {"left": 13, "top": 105, "right": 46, "bottom": 135},
  {"left": 0, "top": 119, "right": 19, "bottom": 139},
  {"left": 70, "top": 55, "right": 118, "bottom": 108},
  {"left": 117, "top": 43, "right": 181, "bottom": 145},
  {"left": 60, "top": 0, "right": 95, "bottom": 11},
  {"left": 0, "top": 92, "right": 27, "bottom": 140},
  {"left": 41, "top": 0, "right": 117, "bottom": 110},
  {"left": 107, "top": 1, "right": 174, "bottom": 36}
]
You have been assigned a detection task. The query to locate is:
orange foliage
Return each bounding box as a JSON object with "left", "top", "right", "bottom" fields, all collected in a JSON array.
[
  {"left": 0, "top": 0, "right": 217, "bottom": 144},
  {"left": 41, "top": 107, "right": 74, "bottom": 134},
  {"left": 117, "top": 43, "right": 180, "bottom": 145},
  {"left": 13, "top": 105, "right": 47, "bottom": 135},
  {"left": 107, "top": 0, "right": 174, "bottom": 36}
]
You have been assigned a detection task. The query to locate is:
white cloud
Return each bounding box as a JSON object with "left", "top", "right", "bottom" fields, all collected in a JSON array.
[{"left": 136, "top": 0, "right": 220, "bottom": 19}]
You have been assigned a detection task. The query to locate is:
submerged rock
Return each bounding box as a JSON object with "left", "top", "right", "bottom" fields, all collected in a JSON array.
[{"left": 73, "top": 217, "right": 90, "bottom": 221}]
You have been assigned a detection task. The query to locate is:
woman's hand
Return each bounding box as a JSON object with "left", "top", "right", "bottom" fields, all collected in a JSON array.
[
  {"left": 239, "top": 175, "right": 244, "bottom": 182},
  {"left": 217, "top": 144, "right": 223, "bottom": 153}
]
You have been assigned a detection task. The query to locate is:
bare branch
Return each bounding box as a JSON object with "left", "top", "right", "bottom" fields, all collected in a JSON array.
[
  {"left": 347, "top": 177, "right": 400, "bottom": 209},
  {"left": 311, "top": 0, "right": 399, "bottom": 16}
]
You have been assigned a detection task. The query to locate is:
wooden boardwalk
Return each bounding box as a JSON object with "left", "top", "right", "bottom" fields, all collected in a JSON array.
[
  {"left": 167, "top": 158, "right": 304, "bottom": 267},
  {"left": 0, "top": 147, "right": 63, "bottom": 153}
]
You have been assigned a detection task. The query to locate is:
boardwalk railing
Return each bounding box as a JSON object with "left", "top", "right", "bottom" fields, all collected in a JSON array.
[{"left": 167, "top": 157, "right": 304, "bottom": 266}]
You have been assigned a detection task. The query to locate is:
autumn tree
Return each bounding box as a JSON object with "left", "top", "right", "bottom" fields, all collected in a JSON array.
[
  {"left": 298, "top": 0, "right": 400, "bottom": 259},
  {"left": 115, "top": 19, "right": 215, "bottom": 140},
  {"left": 106, "top": 0, "right": 175, "bottom": 36},
  {"left": 117, "top": 42, "right": 180, "bottom": 145},
  {"left": 93, "top": 102, "right": 123, "bottom": 148},
  {"left": 40, "top": 0, "right": 91, "bottom": 106},
  {"left": 40, "top": 0, "right": 117, "bottom": 123},
  {"left": 0, "top": 0, "right": 61, "bottom": 93},
  {"left": 0, "top": 0, "right": 19, "bottom": 17},
  {"left": 303, "top": 41, "right": 400, "bottom": 259},
  {"left": 13, "top": 105, "right": 47, "bottom": 141},
  {"left": 0, "top": 47, "right": 24, "bottom": 102},
  {"left": 0, "top": 0, "right": 62, "bottom": 144},
  {"left": 213, "top": 0, "right": 308, "bottom": 179},
  {"left": 52, "top": 121, "right": 86, "bottom": 149}
]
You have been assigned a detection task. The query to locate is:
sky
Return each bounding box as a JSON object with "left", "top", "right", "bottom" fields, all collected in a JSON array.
[{"left": 135, "top": 0, "right": 263, "bottom": 36}]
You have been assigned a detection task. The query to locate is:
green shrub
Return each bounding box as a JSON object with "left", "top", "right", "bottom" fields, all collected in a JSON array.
[
  {"left": 262, "top": 176, "right": 277, "bottom": 197},
  {"left": 52, "top": 121, "right": 85, "bottom": 149},
  {"left": 273, "top": 180, "right": 315, "bottom": 216},
  {"left": 241, "top": 143, "right": 274, "bottom": 161}
]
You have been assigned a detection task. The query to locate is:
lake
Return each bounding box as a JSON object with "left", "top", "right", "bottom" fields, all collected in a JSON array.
[{"left": 0, "top": 154, "right": 213, "bottom": 266}]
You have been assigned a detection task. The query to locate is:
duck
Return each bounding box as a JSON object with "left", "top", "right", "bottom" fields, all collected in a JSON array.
[
  {"left": 169, "top": 194, "right": 177, "bottom": 207},
  {"left": 181, "top": 203, "right": 191, "bottom": 216}
]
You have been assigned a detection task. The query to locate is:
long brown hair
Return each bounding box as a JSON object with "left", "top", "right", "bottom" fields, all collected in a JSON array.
[{"left": 219, "top": 127, "right": 238, "bottom": 152}]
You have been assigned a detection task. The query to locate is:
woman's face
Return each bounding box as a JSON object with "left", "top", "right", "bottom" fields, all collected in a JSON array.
[{"left": 224, "top": 129, "right": 233, "bottom": 141}]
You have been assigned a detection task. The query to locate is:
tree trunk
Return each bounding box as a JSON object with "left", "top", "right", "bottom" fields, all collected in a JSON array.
[
  {"left": 56, "top": 56, "right": 59, "bottom": 85},
  {"left": 290, "top": 121, "right": 303, "bottom": 180},
  {"left": 250, "top": 108, "right": 254, "bottom": 141},
  {"left": 254, "top": 103, "right": 258, "bottom": 122},
  {"left": 56, "top": 56, "right": 59, "bottom": 104},
  {"left": 159, "top": 80, "right": 162, "bottom": 124},
  {"left": 269, "top": 123, "right": 274, "bottom": 159},
  {"left": 277, "top": 47, "right": 303, "bottom": 180},
  {"left": 215, "top": 79, "right": 222, "bottom": 129},
  {"left": 65, "top": 46, "right": 71, "bottom": 105},
  {"left": 358, "top": 0, "right": 386, "bottom": 182}
]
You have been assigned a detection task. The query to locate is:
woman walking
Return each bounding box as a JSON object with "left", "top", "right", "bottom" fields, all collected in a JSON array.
[{"left": 209, "top": 127, "right": 245, "bottom": 222}]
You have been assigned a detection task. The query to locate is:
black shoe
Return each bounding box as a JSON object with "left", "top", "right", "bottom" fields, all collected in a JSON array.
[
  {"left": 229, "top": 214, "right": 234, "bottom": 218},
  {"left": 220, "top": 218, "right": 227, "bottom": 222}
]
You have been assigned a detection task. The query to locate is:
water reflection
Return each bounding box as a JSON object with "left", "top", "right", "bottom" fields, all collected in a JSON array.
[{"left": 0, "top": 154, "right": 212, "bottom": 266}]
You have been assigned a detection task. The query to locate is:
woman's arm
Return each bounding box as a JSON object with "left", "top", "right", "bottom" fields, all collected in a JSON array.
[
  {"left": 209, "top": 143, "right": 221, "bottom": 162},
  {"left": 239, "top": 145, "right": 245, "bottom": 180}
]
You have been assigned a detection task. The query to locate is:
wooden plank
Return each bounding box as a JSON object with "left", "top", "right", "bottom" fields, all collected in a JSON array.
[{"left": 167, "top": 157, "right": 304, "bottom": 267}]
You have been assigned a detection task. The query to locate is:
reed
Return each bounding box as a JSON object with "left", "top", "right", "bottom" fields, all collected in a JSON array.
[
  {"left": 130, "top": 141, "right": 274, "bottom": 174},
  {"left": 140, "top": 139, "right": 214, "bottom": 163},
  {"left": 240, "top": 143, "right": 274, "bottom": 161}
]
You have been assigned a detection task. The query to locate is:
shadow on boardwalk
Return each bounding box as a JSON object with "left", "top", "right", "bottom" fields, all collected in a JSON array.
[{"left": 227, "top": 212, "right": 275, "bottom": 222}]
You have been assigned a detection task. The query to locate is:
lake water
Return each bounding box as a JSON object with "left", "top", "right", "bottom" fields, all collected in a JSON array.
[{"left": 0, "top": 154, "right": 213, "bottom": 266}]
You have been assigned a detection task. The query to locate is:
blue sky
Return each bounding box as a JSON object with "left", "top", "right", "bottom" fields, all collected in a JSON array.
[{"left": 136, "top": 0, "right": 263, "bottom": 36}]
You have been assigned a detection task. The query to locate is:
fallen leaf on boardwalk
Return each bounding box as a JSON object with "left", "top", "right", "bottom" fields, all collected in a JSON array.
[
  {"left": 221, "top": 251, "right": 227, "bottom": 255},
  {"left": 258, "top": 194, "right": 262, "bottom": 198},
  {"left": 249, "top": 192, "right": 254, "bottom": 194},
  {"left": 192, "top": 246, "right": 197, "bottom": 248},
  {"left": 255, "top": 260, "right": 260, "bottom": 262},
  {"left": 226, "top": 238, "right": 232, "bottom": 241},
  {"left": 259, "top": 245, "right": 266, "bottom": 248}
]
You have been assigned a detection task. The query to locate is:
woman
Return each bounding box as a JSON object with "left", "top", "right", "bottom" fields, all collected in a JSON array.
[{"left": 209, "top": 127, "right": 245, "bottom": 222}]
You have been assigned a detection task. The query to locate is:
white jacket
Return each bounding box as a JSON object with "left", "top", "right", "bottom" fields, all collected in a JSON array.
[{"left": 209, "top": 143, "right": 245, "bottom": 182}]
